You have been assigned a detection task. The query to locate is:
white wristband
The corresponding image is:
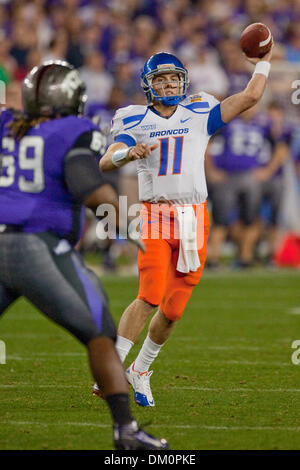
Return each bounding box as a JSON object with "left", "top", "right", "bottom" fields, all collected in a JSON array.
[
  {"left": 253, "top": 61, "right": 271, "bottom": 78},
  {"left": 111, "top": 147, "right": 132, "bottom": 168}
]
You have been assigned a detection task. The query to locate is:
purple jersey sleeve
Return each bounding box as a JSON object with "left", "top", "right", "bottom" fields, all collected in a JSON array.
[{"left": 0, "top": 114, "right": 103, "bottom": 245}]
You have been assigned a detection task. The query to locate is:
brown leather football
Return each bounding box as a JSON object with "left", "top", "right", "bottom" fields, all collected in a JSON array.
[{"left": 240, "top": 23, "right": 273, "bottom": 58}]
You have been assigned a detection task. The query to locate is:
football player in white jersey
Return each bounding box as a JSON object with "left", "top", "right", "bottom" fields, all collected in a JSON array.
[{"left": 95, "top": 48, "right": 273, "bottom": 406}]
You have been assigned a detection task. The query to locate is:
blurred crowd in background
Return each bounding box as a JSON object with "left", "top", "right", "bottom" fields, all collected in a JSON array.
[{"left": 1, "top": 0, "right": 300, "bottom": 271}]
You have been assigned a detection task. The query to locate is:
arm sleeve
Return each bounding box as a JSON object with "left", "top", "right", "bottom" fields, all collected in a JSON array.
[
  {"left": 64, "top": 131, "right": 108, "bottom": 203},
  {"left": 65, "top": 150, "right": 106, "bottom": 203},
  {"left": 207, "top": 104, "right": 226, "bottom": 136},
  {"left": 115, "top": 133, "right": 136, "bottom": 147},
  {"left": 72, "top": 130, "right": 107, "bottom": 163}
]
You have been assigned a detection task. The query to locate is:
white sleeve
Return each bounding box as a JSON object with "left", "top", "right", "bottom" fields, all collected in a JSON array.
[
  {"left": 111, "top": 106, "right": 137, "bottom": 146},
  {"left": 199, "top": 91, "right": 220, "bottom": 108}
]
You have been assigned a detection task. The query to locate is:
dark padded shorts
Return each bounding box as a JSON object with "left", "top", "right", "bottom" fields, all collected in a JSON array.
[
  {"left": 261, "top": 175, "right": 284, "bottom": 226},
  {"left": 0, "top": 232, "right": 116, "bottom": 345}
]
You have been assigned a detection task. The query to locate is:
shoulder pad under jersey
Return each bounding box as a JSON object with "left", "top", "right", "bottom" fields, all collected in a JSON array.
[
  {"left": 111, "top": 105, "right": 148, "bottom": 138},
  {"left": 180, "top": 92, "right": 220, "bottom": 113}
]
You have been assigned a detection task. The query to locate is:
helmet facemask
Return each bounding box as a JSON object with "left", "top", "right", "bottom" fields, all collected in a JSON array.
[{"left": 141, "top": 65, "right": 189, "bottom": 106}]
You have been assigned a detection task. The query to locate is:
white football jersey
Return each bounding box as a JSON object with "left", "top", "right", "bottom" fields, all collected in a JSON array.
[{"left": 111, "top": 92, "right": 221, "bottom": 204}]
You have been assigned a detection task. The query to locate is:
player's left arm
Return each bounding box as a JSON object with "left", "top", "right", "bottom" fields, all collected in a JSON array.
[
  {"left": 100, "top": 141, "right": 158, "bottom": 172},
  {"left": 220, "top": 44, "right": 273, "bottom": 124}
]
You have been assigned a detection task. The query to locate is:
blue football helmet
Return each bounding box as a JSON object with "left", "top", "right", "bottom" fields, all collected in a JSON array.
[{"left": 141, "top": 52, "right": 189, "bottom": 106}]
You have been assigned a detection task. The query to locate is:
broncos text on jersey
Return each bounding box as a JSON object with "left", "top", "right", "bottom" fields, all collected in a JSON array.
[{"left": 111, "top": 92, "right": 225, "bottom": 205}]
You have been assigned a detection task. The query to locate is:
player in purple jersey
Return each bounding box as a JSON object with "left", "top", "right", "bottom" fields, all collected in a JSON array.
[{"left": 0, "top": 60, "right": 168, "bottom": 450}]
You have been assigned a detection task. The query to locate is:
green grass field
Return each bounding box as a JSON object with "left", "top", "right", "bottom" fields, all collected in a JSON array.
[{"left": 1, "top": 268, "right": 300, "bottom": 450}]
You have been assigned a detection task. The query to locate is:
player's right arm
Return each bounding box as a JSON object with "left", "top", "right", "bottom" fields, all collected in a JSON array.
[
  {"left": 100, "top": 142, "right": 158, "bottom": 172},
  {"left": 220, "top": 45, "right": 273, "bottom": 123}
]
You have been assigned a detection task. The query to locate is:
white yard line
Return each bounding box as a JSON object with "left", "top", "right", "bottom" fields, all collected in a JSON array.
[
  {"left": 1, "top": 384, "right": 300, "bottom": 392},
  {"left": 4, "top": 355, "right": 291, "bottom": 366},
  {"left": 2, "top": 420, "right": 300, "bottom": 432},
  {"left": 171, "top": 359, "right": 291, "bottom": 367},
  {"left": 197, "top": 359, "right": 291, "bottom": 367},
  {"left": 6, "top": 353, "right": 85, "bottom": 360},
  {"left": 174, "top": 337, "right": 294, "bottom": 345},
  {"left": 170, "top": 386, "right": 300, "bottom": 393},
  {"left": 0, "top": 384, "right": 81, "bottom": 388},
  {"left": 287, "top": 307, "right": 300, "bottom": 315},
  {"left": 14, "top": 352, "right": 85, "bottom": 356}
]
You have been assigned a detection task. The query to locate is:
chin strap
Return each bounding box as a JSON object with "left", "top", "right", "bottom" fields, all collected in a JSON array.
[
  {"left": 150, "top": 88, "right": 186, "bottom": 106},
  {"left": 160, "top": 95, "right": 186, "bottom": 106}
]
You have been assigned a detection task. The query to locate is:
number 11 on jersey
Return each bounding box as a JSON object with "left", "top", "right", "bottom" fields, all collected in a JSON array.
[{"left": 158, "top": 136, "right": 184, "bottom": 176}]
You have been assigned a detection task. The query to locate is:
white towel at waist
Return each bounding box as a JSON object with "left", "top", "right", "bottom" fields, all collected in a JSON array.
[{"left": 176, "top": 206, "right": 200, "bottom": 273}]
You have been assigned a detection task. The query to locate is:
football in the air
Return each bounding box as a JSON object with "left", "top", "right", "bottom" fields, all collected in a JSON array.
[{"left": 240, "top": 23, "right": 273, "bottom": 58}]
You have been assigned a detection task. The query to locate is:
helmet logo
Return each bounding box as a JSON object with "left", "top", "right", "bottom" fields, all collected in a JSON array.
[
  {"left": 61, "top": 70, "right": 82, "bottom": 99},
  {"left": 157, "top": 64, "right": 175, "bottom": 70}
]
